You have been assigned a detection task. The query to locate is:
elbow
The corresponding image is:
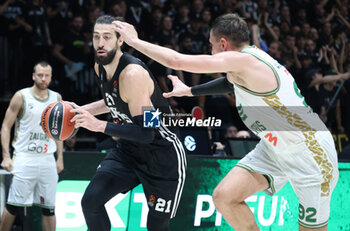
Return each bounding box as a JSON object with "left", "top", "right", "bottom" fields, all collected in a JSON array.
[{"left": 167, "top": 53, "right": 183, "bottom": 70}]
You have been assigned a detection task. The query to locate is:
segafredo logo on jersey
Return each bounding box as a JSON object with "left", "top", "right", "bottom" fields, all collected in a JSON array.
[{"left": 143, "top": 107, "right": 222, "bottom": 128}]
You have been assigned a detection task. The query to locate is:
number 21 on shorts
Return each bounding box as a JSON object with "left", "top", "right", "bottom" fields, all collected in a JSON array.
[{"left": 155, "top": 198, "right": 172, "bottom": 213}]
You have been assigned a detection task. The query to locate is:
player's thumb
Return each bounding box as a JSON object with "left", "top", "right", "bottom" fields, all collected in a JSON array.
[
  {"left": 167, "top": 75, "right": 179, "bottom": 83},
  {"left": 163, "top": 92, "right": 173, "bottom": 98}
]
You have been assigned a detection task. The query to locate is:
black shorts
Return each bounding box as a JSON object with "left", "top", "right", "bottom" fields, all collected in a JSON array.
[{"left": 97, "top": 139, "right": 187, "bottom": 219}]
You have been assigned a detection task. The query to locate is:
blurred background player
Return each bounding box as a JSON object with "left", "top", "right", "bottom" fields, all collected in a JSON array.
[{"left": 0, "top": 61, "right": 63, "bottom": 231}]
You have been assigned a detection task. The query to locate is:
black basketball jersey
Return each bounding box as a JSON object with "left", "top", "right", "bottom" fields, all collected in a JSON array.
[{"left": 97, "top": 52, "right": 179, "bottom": 146}]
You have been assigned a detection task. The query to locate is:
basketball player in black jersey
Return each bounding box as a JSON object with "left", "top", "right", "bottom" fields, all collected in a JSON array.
[{"left": 70, "top": 15, "right": 186, "bottom": 231}]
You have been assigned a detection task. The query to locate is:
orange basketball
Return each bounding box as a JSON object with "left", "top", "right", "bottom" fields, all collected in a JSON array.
[{"left": 41, "top": 101, "right": 79, "bottom": 141}]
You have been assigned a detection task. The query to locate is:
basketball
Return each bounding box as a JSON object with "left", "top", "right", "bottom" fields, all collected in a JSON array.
[{"left": 41, "top": 101, "right": 79, "bottom": 141}]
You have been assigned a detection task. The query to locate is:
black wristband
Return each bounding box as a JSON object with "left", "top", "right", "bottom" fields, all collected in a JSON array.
[{"left": 191, "top": 77, "right": 234, "bottom": 96}]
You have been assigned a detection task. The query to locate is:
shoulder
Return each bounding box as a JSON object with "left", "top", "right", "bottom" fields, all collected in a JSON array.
[
  {"left": 48, "top": 89, "right": 62, "bottom": 101},
  {"left": 120, "top": 64, "right": 150, "bottom": 83},
  {"left": 8, "top": 91, "right": 24, "bottom": 110}
]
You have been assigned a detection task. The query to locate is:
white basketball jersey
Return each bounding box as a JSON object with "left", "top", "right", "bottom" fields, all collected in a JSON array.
[
  {"left": 12, "top": 88, "right": 61, "bottom": 154},
  {"left": 234, "top": 46, "right": 329, "bottom": 152}
]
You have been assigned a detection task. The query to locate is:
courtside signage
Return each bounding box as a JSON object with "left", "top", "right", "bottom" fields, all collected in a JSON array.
[{"left": 55, "top": 160, "right": 350, "bottom": 230}]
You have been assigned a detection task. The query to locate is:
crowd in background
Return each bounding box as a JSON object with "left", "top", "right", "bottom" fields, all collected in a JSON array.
[{"left": 1, "top": 0, "right": 350, "bottom": 156}]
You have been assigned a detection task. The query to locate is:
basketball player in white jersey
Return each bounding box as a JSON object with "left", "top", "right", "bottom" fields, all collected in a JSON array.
[
  {"left": 114, "top": 14, "right": 340, "bottom": 231},
  {"left": 0, "top": 61, "right": 63, "bottom": 231}
]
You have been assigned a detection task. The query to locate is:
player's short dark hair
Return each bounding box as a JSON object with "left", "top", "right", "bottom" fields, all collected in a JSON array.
[
  {"left": 94, "top": 15, "right": 124, "bottom": 38},
  {"left": 211, "top": 13, "right": 249, "bottom": 47},
  {"left": 33, "top": 61, "right": 51, "bottom": 73}
]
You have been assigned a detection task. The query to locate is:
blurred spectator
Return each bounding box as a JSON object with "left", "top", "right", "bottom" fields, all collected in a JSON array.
[
  {"left": 155, "top": 15, "right": 176, "bottom": 47},
  {"left": 236, "top": 130, "right": 251, "bottom": 139},
  {"left": 142, "top": 6, "right": 163, "bottom": 42},
  {"left": 190, "top": 0, "right": 204, "bottom": 19},
  {"left": 268, "top": 41, "right": 286, "bottom": 66},
  {"left": 242, "top": 0, "right": 258, "bottom": 22},
  {"left": 109, "top": 0, "right": 126, "bottom": 18},
  {"left": 46, "top": 0, "right": 71, "bottom": 42},
  {"left": 20, "top": 0, "right": 52, "bottom": 83},
  {"left": 319, "top": 22, "right": 334, "bottom": 46},
  {"left": 0, "top": 0, "right": 26, "bottom": 95},
  {"left": 184, "top": 15, "right": 207, "bottom": 54},
  {"left": 304, "top": 68, "right": 349, "bottom": 117},
  {"left": 200, "top": 8, "right": 211, "bottom": 39},
  {"left": 52, "top": 14, "right": 89, "bottom": 101},
  {"left": 173, "top": 2, "right": 190, "bottom": 37},
  {"left": 224, "top": 125, "right": 238, "bottom": 139}
]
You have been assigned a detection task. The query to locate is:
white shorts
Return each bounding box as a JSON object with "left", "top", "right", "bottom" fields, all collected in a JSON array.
[
  {"left": 236, "top": 131, "right": 339, "bottom": 229},
  {"left": 7, "top": 152, "right": 58, "bottom": 209}
]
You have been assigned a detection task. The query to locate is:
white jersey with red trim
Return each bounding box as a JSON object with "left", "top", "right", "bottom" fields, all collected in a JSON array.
[{"left": 12, "top": 88, "right": 61, "bottom": 154}]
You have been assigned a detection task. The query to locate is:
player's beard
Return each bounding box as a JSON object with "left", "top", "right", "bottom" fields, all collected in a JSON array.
[
  {"left": 95, "top": 48, "right": 117, "bottom": 65},
  {"left": 34, "top": 81, "right": 49, "bottom": 90}
]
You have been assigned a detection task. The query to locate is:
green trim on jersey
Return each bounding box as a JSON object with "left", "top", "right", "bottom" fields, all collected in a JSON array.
[
  {"left": 237, "top": 46, "right": 281, "bottom": 96},
  {"left": 57, "top": 93, "right": 62, "bottom": 101},
  {"left": 235, "top": 163, "right": 276, "bottom": 194},
  {"left": 29, "top": 87, "right": 51, "bottom": 102},
  {"left": 299, "top": 219, "right": 328, "bottom": 229},
  {"left": 17, "top": 90, "right": 26, "bottom": 120}
]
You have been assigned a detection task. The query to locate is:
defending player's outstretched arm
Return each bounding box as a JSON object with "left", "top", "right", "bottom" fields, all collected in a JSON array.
[
  {"left": 113, "top": 21, "right": 247, "bottom": 75},
  {"left": 162, "top": 75, "right": 234, "bottom": 98}
]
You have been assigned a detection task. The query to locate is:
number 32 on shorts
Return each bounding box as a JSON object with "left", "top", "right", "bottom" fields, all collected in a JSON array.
[
  {"left": 155, "top": 198, "right": 172, "bottom": 213},
  {"left": 299, "top": 204, "right": 317, "bottom": 222}
]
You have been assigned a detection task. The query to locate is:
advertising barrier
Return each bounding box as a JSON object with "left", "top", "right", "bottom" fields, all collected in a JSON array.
[{"left": 53, "top": 153, "right": 350, "bottom": 231}]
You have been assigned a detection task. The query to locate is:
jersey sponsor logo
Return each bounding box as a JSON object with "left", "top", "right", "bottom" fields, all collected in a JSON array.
[
  {"left": 29, "top": 132, "right": 50, "bottom": 142},
  {"left": 104, "top": 92, "right": 132, "bottom": 123},
  {"left": 264, "top": 133, "right": 278, "bottom": 146},
  {"left": 250, "top": 121, "right": 266, "bottom": 135},
  {"left": 28, "top": 142, "right": 48, "bottom": 153},
  {"left": 143, "top": 109, "right": 161, "bottom": 128}
]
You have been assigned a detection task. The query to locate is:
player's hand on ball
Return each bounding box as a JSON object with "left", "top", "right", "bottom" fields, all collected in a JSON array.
[
  {"left": 70, "top": 108, "right": 106, "bottom": 133},
  {"left": 62, "top": 101, "right": 80, "bottom": 109},
  {"left": 163, "top": 75, "right": 192, "bottom": 98}
]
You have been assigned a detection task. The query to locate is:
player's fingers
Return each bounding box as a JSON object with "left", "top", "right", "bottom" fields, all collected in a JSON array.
[
  {"left": 167, "top": 75, "right": 178, "bottom": 82},
  {"left": 163, "top": 92, "right": 173, "bottom": 98},
  {"left": 64, "top": 101, "right": 80, "bottom": 109},
  {"left": 70, "top": 108, "right": 84, "bottom": 114},
  {"left": 70, "top": 113, "right": 82, "bottom": 122}
]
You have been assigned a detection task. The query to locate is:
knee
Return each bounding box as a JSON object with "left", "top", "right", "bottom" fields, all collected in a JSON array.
[
  {"left": 212, "top": 185, "right": 241, "bottom": 211},
  {"left": 81, "top": 190, "right": 99, "bottom": 212}
]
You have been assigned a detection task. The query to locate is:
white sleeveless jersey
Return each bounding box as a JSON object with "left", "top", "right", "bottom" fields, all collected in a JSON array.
[
  {"left": 235, "top": 46, "right": 329, "bottom": 152},
  {"left": 12, "top": 88, "right": 61, "bottom": 154}
]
